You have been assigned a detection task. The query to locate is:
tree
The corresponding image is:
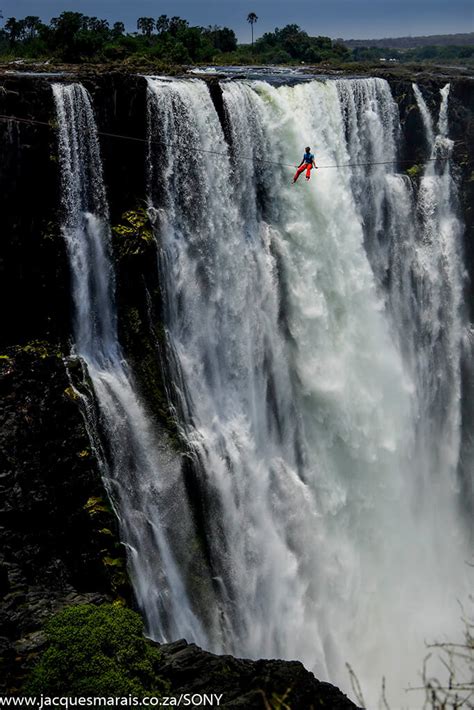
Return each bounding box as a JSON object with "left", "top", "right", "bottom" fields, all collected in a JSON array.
[
  {"left": 111, "top": 21, "right": 125, "bottom": 39},
  {"left": 50, "top": 11, "right": 87, "bottom": 43},
  {"left": 86, "top": 17, "right": 109, "bottom": 34},
  {"left": 215, "top": 26, "right": 237, "bottom": 53},
  {"left": 168, "top": 16, "right": 188, "bottom": 37},
  {"left": 156, "top": 15, "right": 169, "bottom": 35},
  {"left": 346, "top": 602, "right": 474, "bottom": 709},
  {"left": 416, "top": 608, "right": 474, "bottom": 709},
  {"left": 48, "top": 12, "right": 108, "bottom": 61},
  {"left": 247, "top": 12, "right": 258, "bottom": 47},
  {"left": 4, "top": 17, "right": 23, "bottom": 43},
  {"left": 205, "top": 25, "right": 237, "bottom": 53},
  {"left": 137, "top": 17, "right": 155, "bottom": 37},
  {"left": 23, "top": 16, "right": 42, "bottom": 40}
]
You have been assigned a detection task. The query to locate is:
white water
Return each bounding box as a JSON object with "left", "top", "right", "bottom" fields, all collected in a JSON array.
[
  {"left": 146, "top": 77, "right": 472, "bottom": 707},
  {"left": 411, "top": 82, "right": 465, "bottom": 483},
  {"left": 52, "top": 83, "right": 205, "bottom": 644}
]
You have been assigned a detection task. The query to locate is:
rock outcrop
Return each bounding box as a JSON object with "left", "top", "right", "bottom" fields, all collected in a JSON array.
[
  {"left": 0, "top": 346, "right": 129, "bottom": 692},
  {"left": 155, "top": 639, "right": 360, "bottom": 709}
]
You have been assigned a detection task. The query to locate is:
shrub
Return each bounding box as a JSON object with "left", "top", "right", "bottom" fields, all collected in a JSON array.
[
  {"left": 25, "top": 604, "right": 169, "bottom": 697},
  {"left": 407, "top": 164, "right": 423, "bottom": 180}
]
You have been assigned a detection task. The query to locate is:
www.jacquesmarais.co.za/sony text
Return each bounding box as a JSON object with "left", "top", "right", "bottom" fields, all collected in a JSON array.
[{"left": 0, "top": 695, "right": 224, "bottom": 708}]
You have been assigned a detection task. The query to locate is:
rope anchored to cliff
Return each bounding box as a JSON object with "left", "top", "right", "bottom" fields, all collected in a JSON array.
[{"left": 0, "top": 113, "right": 456, "bottom": 170}]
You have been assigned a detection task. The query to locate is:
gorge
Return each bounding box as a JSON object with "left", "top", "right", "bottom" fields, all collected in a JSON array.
[{"left": 1, "top": 67, "right": 473, "bottom": 708}]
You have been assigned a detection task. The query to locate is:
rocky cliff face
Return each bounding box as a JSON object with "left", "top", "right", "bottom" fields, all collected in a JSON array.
[
  {"left": 0, "top": 345, "right": 128, "bottom": 691},
  {"left": 0, "top": 69, "right": 473, "bottom": 702}
]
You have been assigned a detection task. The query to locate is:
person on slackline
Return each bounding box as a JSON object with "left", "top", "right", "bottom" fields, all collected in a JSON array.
[{"left": 293, "top": 146, "right": 318, "bottom": 183}]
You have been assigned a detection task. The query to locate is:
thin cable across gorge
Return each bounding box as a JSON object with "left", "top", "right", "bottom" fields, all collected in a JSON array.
[{"left": 0, "top": 112, "right": 454, "bottom": 170}]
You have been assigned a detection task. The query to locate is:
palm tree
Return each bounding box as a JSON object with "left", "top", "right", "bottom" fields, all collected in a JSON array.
[
  {"left": 137, "top": 17, "right": 155, "bottom": 38},
  {"left": 247, "top": 12, "right": 258, "bottom": 48}
]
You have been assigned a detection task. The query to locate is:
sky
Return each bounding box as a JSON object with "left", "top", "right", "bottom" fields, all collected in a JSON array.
[{"left": 1, "top": 0, "right": 473, "bottom": 42}]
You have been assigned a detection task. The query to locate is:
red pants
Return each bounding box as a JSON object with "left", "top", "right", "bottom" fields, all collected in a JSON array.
[{"left": 293, "top": 163, "right": 313, "bottom": 182}]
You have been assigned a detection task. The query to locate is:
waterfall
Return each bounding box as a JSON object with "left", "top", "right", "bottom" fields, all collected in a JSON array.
[
  {"left": 52, "top": 83, "right": 206, "bottom": 645},
  {"left": 412, "top": 84, "right": 435, "bottom": 149},
  {"left": 146, "top": 77, "right": 312, "bottom": 662},
  {"left": 146, "top": 77, "right": 472, "bottom": 707},
  {"left": 409, "top": 83, "right": 465, "bottom": 482}
]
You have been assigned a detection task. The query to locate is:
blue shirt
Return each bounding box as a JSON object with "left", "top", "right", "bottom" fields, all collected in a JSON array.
[{"left": 303, "top": 152, "right": 314, "bottom": 164}]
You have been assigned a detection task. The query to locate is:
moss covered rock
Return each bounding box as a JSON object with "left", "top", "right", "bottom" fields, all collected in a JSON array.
[
  {"left": 25, "top": 604, "right": 169, "bottom": 696},
  {"left": 112, "top": 208, "right": 155, "bottom": 259},
  {"left": 406, "top": 163, "right": 423, "bottom": 180}
]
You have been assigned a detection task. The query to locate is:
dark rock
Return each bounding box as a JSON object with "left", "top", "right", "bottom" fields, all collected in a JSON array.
[
  {"left": 0, "top": 77, "right": 68, "bottom": 347},
  {"left": 0, "top": 346, "right": 128, "bottom": 692},
  {"left": 156, "top": 639, "right": 361, "bottom": 709}
]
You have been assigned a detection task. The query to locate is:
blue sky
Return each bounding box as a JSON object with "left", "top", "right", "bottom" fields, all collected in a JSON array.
[{"left": 2, "top": 0, "right": 473, "bottom": 41}]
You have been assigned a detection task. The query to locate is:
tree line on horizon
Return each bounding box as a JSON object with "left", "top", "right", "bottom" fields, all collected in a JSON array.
[
  {"left": 342, "top": 31, "right": 474, "bottom": 49},
  {"left": 0, "top": 11, "right": 472, "bottom": 66},
  {"left": 0, "top": 11, "right": 350, "bottom": 64},
  {"left": 0, "top": 12, "right": 237, "bottom": 63}
]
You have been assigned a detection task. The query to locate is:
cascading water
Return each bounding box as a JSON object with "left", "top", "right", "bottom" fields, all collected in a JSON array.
[
  {"left": 146, "top": 76, "right": 472, "bottom": 707},
  {"left": 411, "top": 83, "right": 465, "bottom": 478},
  {"left": 147, "top": 78, "right": 316, "bottom": 663},
  {"left": 52, "top": 83, "right": 205, "bottom": 644}
]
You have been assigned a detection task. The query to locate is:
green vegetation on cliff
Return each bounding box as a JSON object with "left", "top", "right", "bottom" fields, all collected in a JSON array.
[
  {"left": 0, "top": 12, "right": 472, "bottom": 67},
  {"left": 406, "top": 164, "right": 423, "bottom": 180},
  {"left": 112, "top": 208, "right": 154, "bottom": 257},
  {"left": 252, "top": 25, "right": 349, "bottom": 64},
  {"left": 0, "top": 12, "right": 237, "bottom": 64},
  {"left": 26, "top": 604, "right": 169, "bottom": 696},
  {"left": 0, "top": 12, "right": 349, "bottom": 65}
]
